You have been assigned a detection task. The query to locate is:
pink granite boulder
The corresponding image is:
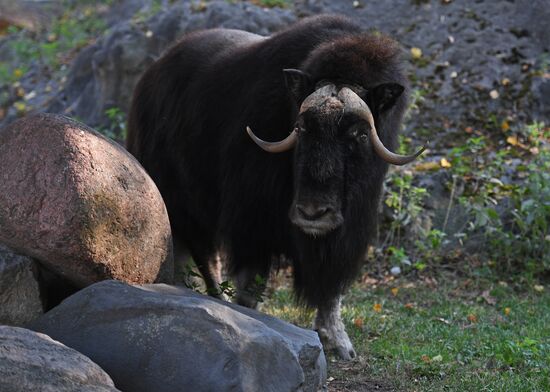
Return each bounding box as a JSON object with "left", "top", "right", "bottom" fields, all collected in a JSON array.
[{"left": 0, "top": 113, "right": 173, "bottom": 287}]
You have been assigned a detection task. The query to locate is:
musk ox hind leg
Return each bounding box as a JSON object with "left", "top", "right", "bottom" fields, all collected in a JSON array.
[
  {"left": 195, "top": 253, "right": 225, "bottom": 299},
  {"left": 314, "top": 297, "right": 356, "bottom": 360}
]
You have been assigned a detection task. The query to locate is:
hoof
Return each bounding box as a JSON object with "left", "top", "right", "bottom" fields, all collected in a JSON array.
[{"left": 316, "top": 326, "right": 356, "bottom": 361}]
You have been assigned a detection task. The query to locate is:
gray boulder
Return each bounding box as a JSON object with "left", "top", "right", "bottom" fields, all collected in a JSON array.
[
  {"left": 0, "top": 244, "right": 43, "bottom": 326},
  {"left": 0, "top": 325, "right": 119, "bottom": 392},
  {"left": 31, "top": 280, "right": 326, "bottom": 392}
]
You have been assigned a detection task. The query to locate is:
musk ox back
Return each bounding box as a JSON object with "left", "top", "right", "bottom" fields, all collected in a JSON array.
[{"left": 127, "top": 15, "right": 423, "bottom": 360}]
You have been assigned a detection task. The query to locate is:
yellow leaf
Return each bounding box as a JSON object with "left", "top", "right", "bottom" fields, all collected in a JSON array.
[
  {"left": 534, "top": 285, "right": 544, "bottom": 293},
  {"left": 501, "top": 78, "right": 510, "bottom": 86},
  {"left": 354, "top": 317, "right": 364, "bottom": 328},
  {"left": 13, "top": 68, "right": 23, "bottom": 79},
  {"left": 391, "top": 287, "right": 399, "bottom": 296},
  {"left": 440, "top": 158, "right": 452, "bottom": 168},
  {"left": 421, "top": 355, "right": 431, "bottom": 363},
  {"left": 506, "top": 135, "right": 519, "bottom": 146},
  {"left": 373, "top": 303, "right": 382, "bottom": 312},
  {"left": 415, "top": 161, "right": 440, "bottom": 172},
  {"left": 404, "top": 303, "right": 415, "bottom": 309},
  {"left": 467, "top": 314, "right": 478, "bottom": 323},
  {"left": 13, "top": 102, "right": 26, "bottom": 113},
  {"left": 432, "top": 354, "right": 443, "bottom": 362},
  {"left": 410, "top": 47, "right": 422, "bottom": 59},
  {"left": 504, "top": 307, "right": 511, "bottom": 316},
  {"left": 501, "top": 120, "right": 510, "bottom": 131}
]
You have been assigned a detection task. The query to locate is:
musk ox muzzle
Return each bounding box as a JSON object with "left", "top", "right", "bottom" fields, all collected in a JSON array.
[{"left": 289, "top": 200, "right": 344, "bottom": 236}]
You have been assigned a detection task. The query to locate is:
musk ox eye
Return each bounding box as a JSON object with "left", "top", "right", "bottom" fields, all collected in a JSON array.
[{"left": 359, "top": 134, "right": 368, "bottom": 143}]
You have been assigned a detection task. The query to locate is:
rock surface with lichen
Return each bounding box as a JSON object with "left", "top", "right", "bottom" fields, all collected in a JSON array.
[{"left": 0, "top": 113, "right": 173, "bottom": 287}]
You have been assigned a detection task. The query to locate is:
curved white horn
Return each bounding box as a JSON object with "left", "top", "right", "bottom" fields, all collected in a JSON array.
[
  {"left": 338, "top": 87, "right": 426, "bottom": 165},
  {"left": 246, "top": 126, "right": 298, "bottom": 153}
]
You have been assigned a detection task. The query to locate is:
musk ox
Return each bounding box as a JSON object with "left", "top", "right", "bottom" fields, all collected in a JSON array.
[{"left": 127, "top": 15, "right": 424, "bottom": 359}]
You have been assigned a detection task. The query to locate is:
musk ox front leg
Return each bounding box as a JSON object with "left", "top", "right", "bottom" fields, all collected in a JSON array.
[
  {"left": 234, "top": 268, "right": 268, "bottom": 309},
  {"left": 228, "top": 242, "right": 271, "bottom": 309},
  {"left": 314, "top": 297, "right": 356, "bottom": 360}
]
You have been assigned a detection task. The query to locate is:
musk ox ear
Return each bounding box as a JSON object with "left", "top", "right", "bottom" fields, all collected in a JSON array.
[
  {"left": 371, "top": 83, "right": 405, "bottom": 113},
  {"left": 283, "top": 69, "right": 314, "bottom": 105}
]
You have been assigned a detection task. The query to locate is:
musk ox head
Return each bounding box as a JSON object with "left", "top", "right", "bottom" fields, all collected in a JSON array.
[{"left": 247, "top": 70, "right": 425, "bottom": 236}]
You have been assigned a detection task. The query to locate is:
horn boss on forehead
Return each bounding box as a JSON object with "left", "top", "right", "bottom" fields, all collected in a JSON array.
[{"left": 245, "top": 83, "right": 339, "bottom": 153}]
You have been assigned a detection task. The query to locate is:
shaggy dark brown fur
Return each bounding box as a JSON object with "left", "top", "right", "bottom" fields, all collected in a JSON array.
[{"left": 127, "top": 15, "right": 408, "bottom": 309}]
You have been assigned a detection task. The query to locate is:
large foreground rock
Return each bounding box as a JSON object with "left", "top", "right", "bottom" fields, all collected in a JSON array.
[
  {"left": 0, "top": 113, "right": 173, "bottom": 287},
  {"left": 32, "top": 280, "right": 326, "bottom": 392},
  {"left": 0, "top": 325, "right": 119, "bottom": 392},
  {"left": 0, "top": 244, "right": 43, "bottom": 326}
]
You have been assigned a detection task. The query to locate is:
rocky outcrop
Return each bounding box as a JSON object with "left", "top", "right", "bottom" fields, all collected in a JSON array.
[
  {"left": 296, "top": 0, "right": 550, "bottom": 132},
  {"left": 47, "top": 1, "right": 295, "bottom": 130},
  {"left": 1, "top": 0, "right": 544, "bottom": 143},
  {"left": 31, "top": 280, "right": 327, "bottom": 392},
  {"left": 0, "top": 244, "right": 43, "bottom": 326},
  {"left": 0, "top": 325, "right": 119, "bottom": 392},
  {"left": 0, "top": 113, "right": 173, "bottom": 287}
]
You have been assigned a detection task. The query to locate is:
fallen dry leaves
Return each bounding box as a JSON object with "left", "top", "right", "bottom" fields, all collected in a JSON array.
[
  {"left": 440, "top": 158, "right": 452, "bottom": 168},
  {"left": 354, "top": 318, "right": 364, "bottom": 328},
  {"left": 410, "top": 47, "right": 422, "bottom": 59},
  {"left": 414, "top": 161, "right": 440, "bottom": 172},
  {"left": 501, "top": 120, "right": 510, "bottom": 131}
]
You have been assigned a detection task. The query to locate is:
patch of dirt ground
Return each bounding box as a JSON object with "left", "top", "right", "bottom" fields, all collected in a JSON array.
[{"left": 326, "top": 361, "right": 398, "bottom": 392}]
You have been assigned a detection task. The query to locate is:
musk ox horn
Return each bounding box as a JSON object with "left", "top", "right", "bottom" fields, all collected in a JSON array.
[
  {"left": 338, "top": 87, "right": 426, "bottom": 165},
  {"left": 246, "top": 126, "right": 298, "bottom": 153}
]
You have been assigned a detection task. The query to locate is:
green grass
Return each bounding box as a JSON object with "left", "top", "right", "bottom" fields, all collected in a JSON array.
[{"left": 262, "top": 277, "right": 550, "bottom": 391}]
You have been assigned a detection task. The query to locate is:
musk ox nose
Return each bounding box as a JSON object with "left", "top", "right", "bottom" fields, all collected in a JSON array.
[
  {"left": 296, "top": 203, "right": 331, "bottom": 221},
  {"left": 290, "top": 200, "right": 344, "bottom": 236}
]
